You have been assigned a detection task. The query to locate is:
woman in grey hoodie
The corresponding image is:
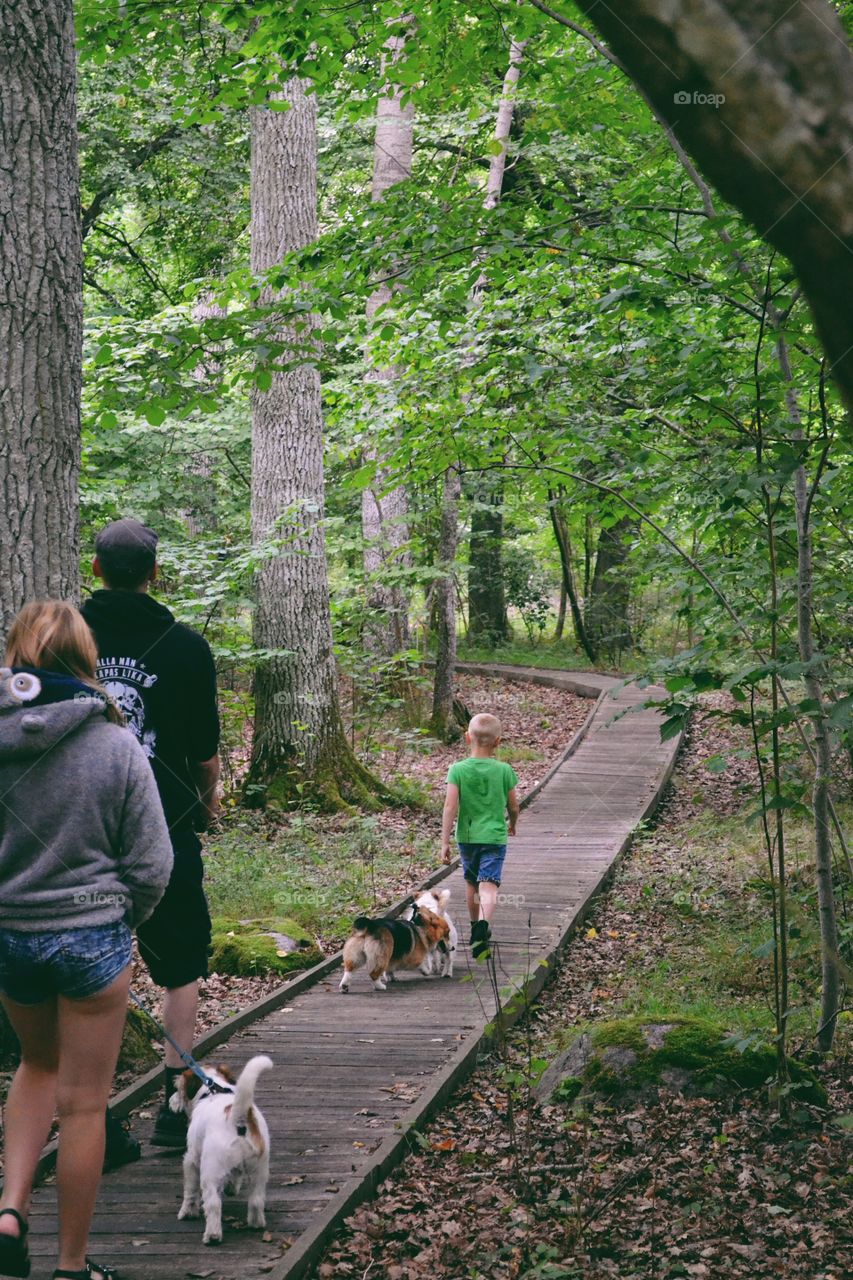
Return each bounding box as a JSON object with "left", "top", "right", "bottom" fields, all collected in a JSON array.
[{"left": 0, "top": 601, "right": 174, "bottom": 1280}]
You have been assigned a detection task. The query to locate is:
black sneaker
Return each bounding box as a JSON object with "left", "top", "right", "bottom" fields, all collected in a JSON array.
[
  {"left": 103, "top": 1110, "right": 141, "bottom": 1172},
  {"left": 150, "top": 1104, "right": 188, "bottom": 1149},
  {"left": 471, "top": 920, "right": 491, "bottom": 961}
]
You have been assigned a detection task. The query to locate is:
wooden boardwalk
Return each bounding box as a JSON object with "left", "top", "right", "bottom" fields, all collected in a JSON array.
[{"left": 27, "top": 667, "right": 680, "bottom": 1280}]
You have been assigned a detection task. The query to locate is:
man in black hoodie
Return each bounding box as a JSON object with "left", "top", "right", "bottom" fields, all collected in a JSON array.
[{"left": 82, "top": 519, "right": 221, "bottom": 1159}]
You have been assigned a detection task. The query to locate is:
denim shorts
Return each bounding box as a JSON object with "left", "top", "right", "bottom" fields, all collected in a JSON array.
[
  {"left": 458, "top": 843, "right": 507, "bottom": 887},
  {"left": 0, "top": 921, "right": 132, "bottom": 1005}
]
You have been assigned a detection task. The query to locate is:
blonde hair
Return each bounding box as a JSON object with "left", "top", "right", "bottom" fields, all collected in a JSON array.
[
  {"left": 468, "top": 712, "right": 501, "bottom": 747},
  {"left": 5, "top": 600, "right": 123, "bottom": 724}
]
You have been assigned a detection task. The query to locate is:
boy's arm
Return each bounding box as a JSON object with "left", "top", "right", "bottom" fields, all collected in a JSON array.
[
  {"left": 441, "top": 783, "right": 459, "bottom": 863},
  {"left": 507, "top": 786, "right": 520, "bottom": 836}
]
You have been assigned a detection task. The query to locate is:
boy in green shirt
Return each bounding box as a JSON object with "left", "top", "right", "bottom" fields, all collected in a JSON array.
[{"left": 441, "top": 712, "right": 520, "bottom": 959}]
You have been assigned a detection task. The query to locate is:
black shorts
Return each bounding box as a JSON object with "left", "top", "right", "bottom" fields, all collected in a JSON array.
[{"left": 137, "top": 831, "right": 211, "bottom": 989}]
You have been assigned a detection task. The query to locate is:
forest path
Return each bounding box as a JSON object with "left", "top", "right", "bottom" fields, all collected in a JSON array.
[{"left": 27, "top": 666, "right": 680, "bottom": 1280}]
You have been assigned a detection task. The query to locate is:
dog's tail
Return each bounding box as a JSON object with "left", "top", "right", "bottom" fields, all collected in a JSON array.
[
  {"left": 352, "top": 915, "right": 387, "bottom": 934},
  {"left": 231, "top": 1054, "right": 273, "bottom": 1130}
]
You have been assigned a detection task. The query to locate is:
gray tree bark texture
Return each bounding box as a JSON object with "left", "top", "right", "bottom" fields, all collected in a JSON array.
[
  {"left": 429, "top": 466, "right": 462, "bottom": 740},
  {"left": 0, "top": 0, "right": 81, "bottom": 636},
  {"left": 585, "top": 516, "right": 638, "bottom": 661},
  {"left": 361, "top": 26, "right": 414, "bottom": 659},
  {"left": 248, "top": 80, "right": 384, "bottom": 810},
  {"left": 560, "top": 0, "right": 853, "bottom": 410},
  {"left": 181, "top": 289, "right": 226, "bottom": 537},
  {"left": 464, "top": 40, "right": 526, "bottom": 652}
]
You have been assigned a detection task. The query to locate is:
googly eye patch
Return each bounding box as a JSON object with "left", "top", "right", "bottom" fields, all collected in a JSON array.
[{"left": 9, "top": 672, "right": 42, "bottom": 703}]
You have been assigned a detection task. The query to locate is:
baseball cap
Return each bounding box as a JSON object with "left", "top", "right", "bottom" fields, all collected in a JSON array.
[{"left": 94, "top": 519, "right": 158, "bottom": 588}]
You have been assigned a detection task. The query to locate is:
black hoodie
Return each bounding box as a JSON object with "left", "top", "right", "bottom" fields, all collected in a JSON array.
[{"left": 81, "top": 591, "right": 220, "bottom": 832}]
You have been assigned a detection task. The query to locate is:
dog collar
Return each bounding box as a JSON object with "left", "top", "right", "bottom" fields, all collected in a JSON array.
[{"left": 195, "top": 1082, "right": 247, "bottom": 1135}]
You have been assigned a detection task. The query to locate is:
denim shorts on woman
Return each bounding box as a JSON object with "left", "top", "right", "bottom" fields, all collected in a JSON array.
[
  {"left": 458, "top": 842, "right": 507, "bottom": 887},
  {"left": 0, "top": 921, "right": 132, "bottom": 1005}
]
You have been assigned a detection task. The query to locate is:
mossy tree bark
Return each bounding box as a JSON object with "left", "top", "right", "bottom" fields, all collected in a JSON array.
[
  {"left": 247, "top": 80, "right": 388, "bottom": 812},
  {"left": 0, "top": 0, "right": 81, "bottom": 635}
]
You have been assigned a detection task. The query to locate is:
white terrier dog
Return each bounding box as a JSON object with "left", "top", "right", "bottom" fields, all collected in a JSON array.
[
  {"left": 171, "top": 1055, "right": 273, "bottom": 1245},
  {"left": 405, "top": 888, "right": 458, "bottom": 978}
]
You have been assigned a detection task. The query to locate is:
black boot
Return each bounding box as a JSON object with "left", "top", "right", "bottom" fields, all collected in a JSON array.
[
  {"left": 103, "top": 1110, "right": 141, "bottom": 1172},
  {"left": 471, "top": 919, "right": 491, "bottom": 960}
]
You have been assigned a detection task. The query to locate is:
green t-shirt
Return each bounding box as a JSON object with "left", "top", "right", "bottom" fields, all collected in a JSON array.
[{"left": 447, "top": 757, "right": 519, "bottom": 844}]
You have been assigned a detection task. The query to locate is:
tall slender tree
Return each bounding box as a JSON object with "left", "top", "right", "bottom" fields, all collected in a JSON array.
[
  {"left": 361, "top": 19, "right": 414, "bottom": 659},
  {"left": 0, "top": 0, "right": 81, "bottom": 633},
  {"left": 465, "top": 37, "right": 527, "bottom": 651},
  {"left": 248, "top": 79, "right": 385, "bottom": 810}
]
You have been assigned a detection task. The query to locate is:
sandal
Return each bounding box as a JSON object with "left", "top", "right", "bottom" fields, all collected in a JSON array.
[
  {"left": 0, "top": 1208, "right": 30, "bottom": 1278},
  {"left": 54, "top": 1261, "right": 120, "bottom": 1280}
]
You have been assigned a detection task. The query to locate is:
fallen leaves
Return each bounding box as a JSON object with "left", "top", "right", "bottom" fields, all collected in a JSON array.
[{"left": 310, "top": 696, "right": 852, "bottom": 1280}]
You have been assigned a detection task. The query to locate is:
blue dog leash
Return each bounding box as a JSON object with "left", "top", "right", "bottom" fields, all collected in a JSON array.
[{"left": 129, "top": 990, "right": 233, "bottom": 1097}]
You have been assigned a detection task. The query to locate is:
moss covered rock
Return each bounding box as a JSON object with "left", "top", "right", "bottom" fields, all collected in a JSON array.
[
  {"left": 116, "top": 1004, "right": 160, "bottom": 1073},
  {"left": 210, "top": 917, "right": 323, "bottom": 978},
  {"left": 536, "top": 1017, "right": 826, "bottom": 1107}
]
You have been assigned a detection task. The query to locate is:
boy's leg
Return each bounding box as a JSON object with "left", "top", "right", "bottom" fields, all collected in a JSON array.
[
  {"left": 466, "top": 880, "right": 480, "bottom": 929},
  {"left": 477, "top": 879, "right": 498, "bottom": 923}
]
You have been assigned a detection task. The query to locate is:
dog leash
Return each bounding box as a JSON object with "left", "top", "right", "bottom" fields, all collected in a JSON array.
[{"left": 129, "top": 989, "right": 233, "bottom": 1097}]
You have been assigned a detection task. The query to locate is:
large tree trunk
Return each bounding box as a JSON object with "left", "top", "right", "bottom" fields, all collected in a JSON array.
[
  {"left": 182, "top": 289, "right": 226, "bottom": 537},
  {"left": 468, "top": 480, "right": 509, "bottom": 647},
  {"left": 462, "top": 40, "right": 526, "bottom": 654},
  {"left": 585, "top": 516, "right": 637, "bottom": 662},
  {"left": 247, "top": 80, "right": 386, "bottom": 811},
  {"left": 548, "top": 0, "right": 853, "bottom": 410},
  {"left": 0, "top": 0, "right": 81, "bottom": 635},
  {"left": 361, "top": 24, "right": 413, "bottom": 659},
  {"left": 429, "top": 467, "right": 462, "bottom": 741}
]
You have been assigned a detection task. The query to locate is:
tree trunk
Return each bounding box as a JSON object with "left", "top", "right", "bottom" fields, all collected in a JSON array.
[
  {"left": 548, "top": 488, "right": 597, "bottom": 662},
  {"left": 550, "top": 0, "right": 853, "bottom": 411},
  {"left": 429, "top": 467, "right": 462, "bottom": 741},
  {"left": 774, "top": 340, "right": 843, "bottom": 1052},
  {"left": 554, "top": 579, "right": 567, "bottom": 641},
  {"left": 462, "top": 40, "right": 526, "bottom": 653},
  {"left": 247, "top": 80, "right": 386, "bottom": 811},
  {"left": 468, "top": 480, "right": 509, "bottom": 647},
  {"left": 0, "top": 0, "right": 81, "bottom": 635},
  {"left": 585, "top": 516, "right": 637, "bottom": 662},
  {"left": 361, "top": 24, "right": 413, "bottom": 658},
  {"left": 182, "top": 289, "right": 226, "bottom": 537}
]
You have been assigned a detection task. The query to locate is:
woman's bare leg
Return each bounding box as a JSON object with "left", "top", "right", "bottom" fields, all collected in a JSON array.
[
  {"left": 54, "top": 966, "right": 131, "bottom": 1273},
  {"left": 0, "top": 995, "right": 60, "bottom": 1232}
]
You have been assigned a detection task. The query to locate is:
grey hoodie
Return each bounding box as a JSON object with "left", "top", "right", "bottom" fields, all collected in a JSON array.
[{"left": 0, "top": 673, "right": 173, "bottom": 931}]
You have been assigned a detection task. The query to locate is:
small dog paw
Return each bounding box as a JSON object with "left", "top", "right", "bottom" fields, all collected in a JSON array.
[
  {"left": 177, "top": 1203, "right": 200, "bottom": 1220},
  {"left": 373, "top": 981, "right": 387, "bottom": 991},
  {"left": 203, "top": 1232, "right": 222, "bottom": 1246}
]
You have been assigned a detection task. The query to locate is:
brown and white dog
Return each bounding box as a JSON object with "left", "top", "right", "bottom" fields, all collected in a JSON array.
[
  {"left": 405, "top": 888, "right": 458, "bottom": 978},
  {"left": 170, "top": 1055, "right": 273, "bottom": 1245},
  {"left": 339, "top": 903, "right": 450, "bottom": 992}
]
